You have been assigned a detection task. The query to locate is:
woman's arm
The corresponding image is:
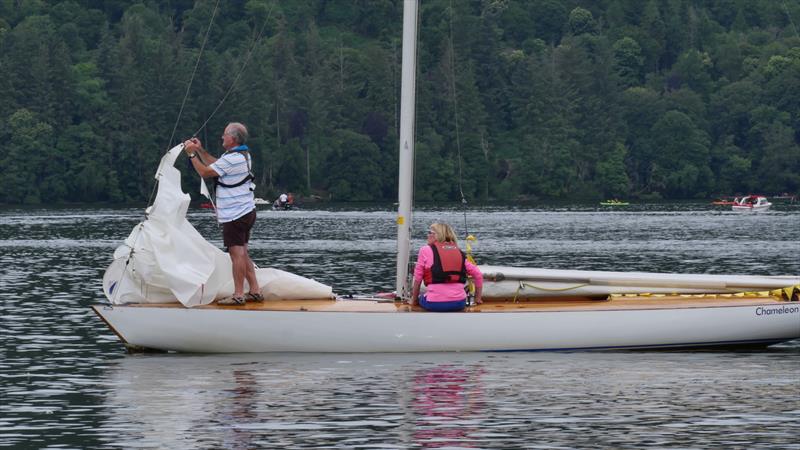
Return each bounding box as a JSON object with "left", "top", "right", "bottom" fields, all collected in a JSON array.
[
  {"left": 410, "top": 278, "right": 422, "bottom": 306},
  {"left": 409, "top": 246, "right": 431, "bottom": 305},
  {"left": 473, "top": 284, "right": 483, "bottom": 305},
  {"left": 466, "top": 261, "right": 483, "bottom": 304}
]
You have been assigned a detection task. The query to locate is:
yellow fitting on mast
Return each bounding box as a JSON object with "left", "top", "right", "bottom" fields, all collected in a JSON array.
[
  {"left": 464, "top": 234, "right": 477, "bottom": 298},
  {"left": 465, "top": 234, "right": 477, "bottom": 265}
]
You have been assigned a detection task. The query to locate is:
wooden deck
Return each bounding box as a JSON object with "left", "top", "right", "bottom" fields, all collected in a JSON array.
[{"left": 122, "top": 294, "right": 792, "bottom": 313}]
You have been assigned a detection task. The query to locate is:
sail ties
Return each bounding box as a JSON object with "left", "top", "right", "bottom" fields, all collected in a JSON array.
[
  {"left": 506, "top": 284, "right": 800, "bottom": 304},
  {"left": 780, "top": 284, "right": 800, "bottom": 301},
  {"left": 609, "top": 284, "right": 800, "bottom": 302}
]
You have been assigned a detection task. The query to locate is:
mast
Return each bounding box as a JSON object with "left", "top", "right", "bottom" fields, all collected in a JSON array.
[{"left": 395, "top": 0, "right": 419, "bottom": 300}]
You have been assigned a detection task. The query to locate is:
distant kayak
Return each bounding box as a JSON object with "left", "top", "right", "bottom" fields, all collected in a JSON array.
[{"left": 600, "top": 200, "right": 629, "bottom": 206}]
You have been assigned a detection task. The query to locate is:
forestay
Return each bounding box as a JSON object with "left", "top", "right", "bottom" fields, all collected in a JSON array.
[{"left": 102, "top": 144, "right": 332, "bottom": 307}]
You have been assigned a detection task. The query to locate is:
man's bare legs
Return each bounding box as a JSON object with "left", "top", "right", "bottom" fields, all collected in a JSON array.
[
  {"left": 243, "top": 243, "right": 259, "bottom": 294},
  {"left": 228, "top": 245, "right": 259, "bottom": 297}
]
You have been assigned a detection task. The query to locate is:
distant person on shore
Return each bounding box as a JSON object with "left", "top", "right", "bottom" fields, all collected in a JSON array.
[
  {"left": 183, "top": 122, "right": 263, "bottom": 306},
  {"left": 410, "top": 222, "right": 483, "bottom": 312}
]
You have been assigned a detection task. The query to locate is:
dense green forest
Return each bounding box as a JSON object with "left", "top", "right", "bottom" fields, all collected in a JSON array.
[{"left": 1, "top": 0, "right": 799, "bottom": 204}]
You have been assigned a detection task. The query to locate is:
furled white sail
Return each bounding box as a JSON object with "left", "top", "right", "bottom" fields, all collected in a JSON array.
[
  {"left": 102, "top": 144, "right": 333, "bottom": 307},
  {"left": 479, "top": 265, "right": 800, "bottom": 299}
]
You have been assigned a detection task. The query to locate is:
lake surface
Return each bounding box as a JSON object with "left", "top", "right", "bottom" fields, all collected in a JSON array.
[{"left": 1, "top": 202, "right": 799, "bottom": 448}]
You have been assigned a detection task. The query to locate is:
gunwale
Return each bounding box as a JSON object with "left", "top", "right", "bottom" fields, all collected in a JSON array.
[{"left": 114, "top": 295, "right": 791, "bottom": 313}]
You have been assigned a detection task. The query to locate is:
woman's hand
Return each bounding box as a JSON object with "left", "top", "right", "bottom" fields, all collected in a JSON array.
[{"left": 410, "top": 278, "right": 422, "bottom": 306}]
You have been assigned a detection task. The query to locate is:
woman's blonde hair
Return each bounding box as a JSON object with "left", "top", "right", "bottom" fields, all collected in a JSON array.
[{"left": 429, "top": 222, "right": 458, "bottom": 244}]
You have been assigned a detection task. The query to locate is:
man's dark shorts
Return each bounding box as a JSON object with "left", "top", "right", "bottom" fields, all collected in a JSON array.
[{"left": 223, "top": 209, "right": 256, "bottom": 248}]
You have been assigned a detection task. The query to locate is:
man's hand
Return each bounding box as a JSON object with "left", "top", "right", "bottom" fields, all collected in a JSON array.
[{"left": 183, "top": 137, "right": 202, "bottom": 154}]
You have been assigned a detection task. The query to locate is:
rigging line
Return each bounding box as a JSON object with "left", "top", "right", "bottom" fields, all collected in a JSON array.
[
  {"left": 447, "top": 0, "right": 469, "bottom": 237},
  {"left": 166, "top": 0, "right": 220, "bottom": 151},
  {"left": 190, "top": 2, "right": 273, "bottom": 224},
  {"left": 784, "top": 0, "right": 799, "bottom": 38},
  {"left": 117, "top": 2, "right": 237, "bottom": 299},
  {"left": 192, "top": 2, "right": 275, "bottom": 138},
  {"left": 145, "top": 0, "right": 220, "bottom": 213},
  {"left": 134, "top": 1, "right": 225, "bottom": 285}
]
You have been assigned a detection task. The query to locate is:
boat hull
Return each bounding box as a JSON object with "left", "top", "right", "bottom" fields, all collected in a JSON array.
[
  {"left": 732, "top": 205, "right": 771, "bottom": 211},
  {"left": 93, "top": 301, "right": 800, "bottom": 353}
]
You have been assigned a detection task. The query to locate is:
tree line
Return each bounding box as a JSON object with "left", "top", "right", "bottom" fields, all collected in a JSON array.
[{"left": 1, "top": 0, "right": 799, "bottom": 204}]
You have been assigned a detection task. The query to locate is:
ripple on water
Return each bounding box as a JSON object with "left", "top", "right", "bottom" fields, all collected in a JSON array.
[{"left": 0, "top": 205, "right": 798, "bottom": 448}]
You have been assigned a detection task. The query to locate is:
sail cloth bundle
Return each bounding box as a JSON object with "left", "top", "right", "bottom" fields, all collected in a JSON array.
[{"left": 102, "top": 144, "right": 333, "bottom": 307}]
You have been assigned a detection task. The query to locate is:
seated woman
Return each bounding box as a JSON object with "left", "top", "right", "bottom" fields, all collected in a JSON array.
[{"left": 410, "top": 222, "right": 483, "bottom": 312}]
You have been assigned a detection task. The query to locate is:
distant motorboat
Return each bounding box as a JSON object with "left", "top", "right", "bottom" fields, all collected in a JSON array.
[
  {"left": 732, "top": 195, "right": 772, "bottom": 211},
  {"left": 253, "top": 197, "right": 270, "bottom": 206},
  {"left": 271, "top": 193, "right": 296, "bottom": 210}
]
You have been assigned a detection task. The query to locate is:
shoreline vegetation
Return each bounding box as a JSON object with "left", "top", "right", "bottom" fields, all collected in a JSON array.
[
  {"left": 0, "top": 197, "right": 797, "bottom": 211},
  {"left": 0, "top": 1, "right": 798, "bottom": 205}
]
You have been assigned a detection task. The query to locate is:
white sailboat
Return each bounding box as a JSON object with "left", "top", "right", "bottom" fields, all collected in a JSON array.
[{"left": 93, "top": 1, "right": 799, "bottom": 353}]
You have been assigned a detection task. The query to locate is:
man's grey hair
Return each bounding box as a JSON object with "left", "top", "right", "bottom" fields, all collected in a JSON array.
[{"left": 226, "top": 122, "right": 249, "bottom": 144}]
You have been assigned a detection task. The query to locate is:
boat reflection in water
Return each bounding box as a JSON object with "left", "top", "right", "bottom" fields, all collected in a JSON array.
[
  {"left": 95, "top": 350, "right": 800, "bottom": 448},
  {"left": 412, "top": 364, "right": 485, "bottom": 448},
  {"left": 97, "top": 354, "right": 492, "bottom": 449}
]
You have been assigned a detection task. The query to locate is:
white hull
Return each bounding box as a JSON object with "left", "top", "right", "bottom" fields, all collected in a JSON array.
[
  {"left": 732, "top": 205, "right": 771, "bottom": 211},
  {"left": 93, "top": 300, "right": 800, "bottom": 353}
]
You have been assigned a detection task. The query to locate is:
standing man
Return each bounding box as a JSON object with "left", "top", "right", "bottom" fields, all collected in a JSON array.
[{"left": 183, "top": 122, "right": 263, "bottom": 305}]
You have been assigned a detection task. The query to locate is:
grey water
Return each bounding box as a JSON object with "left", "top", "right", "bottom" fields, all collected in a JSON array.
[{"left": 1, "top": 202, "right": 799, "bottom": 449}]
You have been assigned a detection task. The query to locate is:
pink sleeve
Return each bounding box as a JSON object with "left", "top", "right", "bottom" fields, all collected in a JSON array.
[
  {"left": 465, "top": 260, "right": 483, "bottom": 288},
  {"left": 413, "top": 246, "right": 433, "bottom": 282}
]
